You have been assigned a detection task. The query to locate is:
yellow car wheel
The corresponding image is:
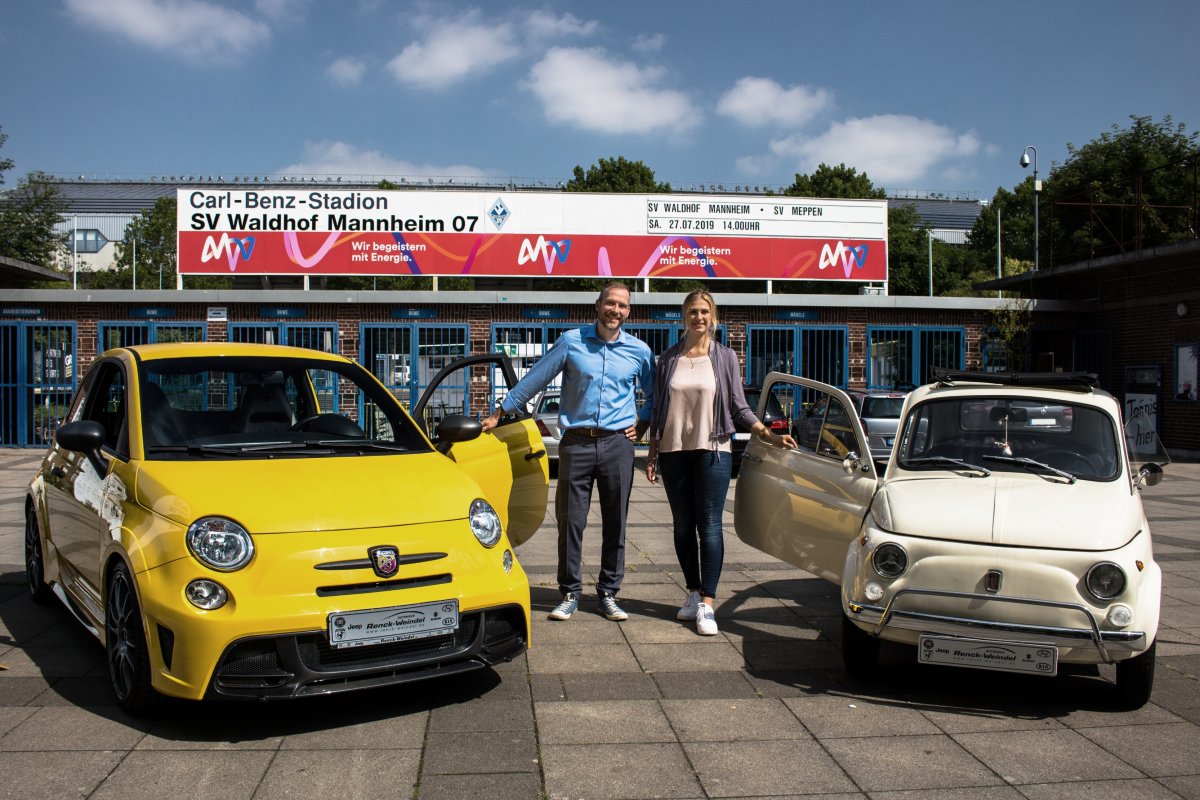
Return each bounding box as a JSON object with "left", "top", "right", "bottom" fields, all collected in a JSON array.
[{"left": 106, "top": 563, "right": 158, "bottom": 714}]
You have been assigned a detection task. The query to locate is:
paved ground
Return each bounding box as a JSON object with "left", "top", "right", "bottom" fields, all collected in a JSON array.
[{"left": 2, "top": 448, "right": 1200, "bottom": 800}]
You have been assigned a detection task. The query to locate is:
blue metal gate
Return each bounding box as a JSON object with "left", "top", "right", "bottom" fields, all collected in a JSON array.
[
  {"left": 360, "top": 323, "right": 470, "bottom": 411},
  {"left": 0, "top": 322, "right": 78, "bottom": 447},
  {"left": 867, "top": 326, "right": 964, "bottom": 389},
  {"left": 228, "top": 322, "right": 339, "bottom": 410},
  {"left": 97, "top": 321, "right": 207, "bottom": 350},
  {"left": 745, "top": 325, "right": 848, "bottom": 386}
]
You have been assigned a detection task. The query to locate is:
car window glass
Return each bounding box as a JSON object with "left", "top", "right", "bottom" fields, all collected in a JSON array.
[
  {"left": 817, "top": 396, "right": 857, "bottom": 459},
  {"left": 795, "top": 395, "right": 828, "bottom": 453},
  {"left": 861, "top": 396, "right": 905, "bottom": 419},
  {"left": 79, "top": 362, "right": 129, "bottom": 455}
]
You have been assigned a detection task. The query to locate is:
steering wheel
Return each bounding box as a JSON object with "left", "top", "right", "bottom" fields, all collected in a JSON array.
[
  {"left": 291, "top": 415, "right": 321, "bottom": 431},
  {"left": 292, "top": 413, "right": 365, "bottom": 437}
]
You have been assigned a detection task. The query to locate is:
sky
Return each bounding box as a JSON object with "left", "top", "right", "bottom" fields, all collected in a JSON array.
[{"left": 1, "top": 0, "right": 1197, "bottom": 200}]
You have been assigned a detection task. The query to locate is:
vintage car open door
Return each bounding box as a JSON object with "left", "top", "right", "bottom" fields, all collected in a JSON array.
[
  {"left": 413, "top": 354, "right": 548, "bottom": 546},
  {"left": 733, "top": 371, "right": 879, "bottom": 584}
]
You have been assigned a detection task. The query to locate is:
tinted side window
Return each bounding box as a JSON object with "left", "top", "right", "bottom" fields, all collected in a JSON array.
[
  {"left": 817, "top": 397, "right": 857, "bottom": 459},
  {"left": 78, "top": 362, "right": 129, "bottom": 455}
]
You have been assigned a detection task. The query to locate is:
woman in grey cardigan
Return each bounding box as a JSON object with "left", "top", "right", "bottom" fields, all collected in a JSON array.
[{"left": 646, "top": 290, "right": 795, "bottom": 634}]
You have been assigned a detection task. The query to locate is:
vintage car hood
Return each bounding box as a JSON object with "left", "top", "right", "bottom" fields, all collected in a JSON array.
[
  {"left": 134, "top": 452, "right": 480, "bottom": 533},
  {"left": 877, "top": 476, "right": 1143, "bottom": 550}
]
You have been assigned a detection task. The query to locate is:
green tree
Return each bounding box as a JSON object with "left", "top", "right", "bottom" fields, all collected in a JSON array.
[
  {"left": 0, "top": 165, "right": 68, "bottom": 267},
  {"left": 565, "top": 156, "right": 671, "bottom": 193},
  {"left": 783, "top": 163, "right": 885, "bottom": 200},
  {"left": 1045, "top": 115, "right": 1198, "bottom": 264}
]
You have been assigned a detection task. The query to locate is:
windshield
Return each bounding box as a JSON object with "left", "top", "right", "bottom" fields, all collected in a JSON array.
[
  {"left": 138, "top": 355, "right": 430, "bottom": 460},
  {"left": 895, "top": 395, "right": 1121, "bottom": 481}
]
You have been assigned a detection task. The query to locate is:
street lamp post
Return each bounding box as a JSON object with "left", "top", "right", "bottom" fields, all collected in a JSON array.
[{"left": 1020, "top": 145, "right": 1040, "bottom": 271}]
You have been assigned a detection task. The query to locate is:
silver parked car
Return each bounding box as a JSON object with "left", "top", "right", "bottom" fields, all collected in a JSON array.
[
  {"left": 848, "top": 390, "right": 910, "bottom": 462},
  {"left": 531, "top": 389, "right": 562, "bottom": 463}
]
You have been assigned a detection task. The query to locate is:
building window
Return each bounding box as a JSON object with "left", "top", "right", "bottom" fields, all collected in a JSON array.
[{"left": 71, "top": 229, "right": 109, "bottom": 254}]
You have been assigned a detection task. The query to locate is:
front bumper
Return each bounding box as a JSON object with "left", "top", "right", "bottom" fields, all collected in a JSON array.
[
  {"left": 846, "top": 588, "right": 1147, "bottom": 664},
  {"left": 206, "top": 603, "right": 527, "bottom": 700}
]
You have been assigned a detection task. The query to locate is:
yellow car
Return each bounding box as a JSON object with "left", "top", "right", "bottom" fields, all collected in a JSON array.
[{"left": 24, "top": 343, "right": 548, "bottom": 711}]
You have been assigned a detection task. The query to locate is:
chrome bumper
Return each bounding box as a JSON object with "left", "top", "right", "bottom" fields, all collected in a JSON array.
[{"left": 846, "top": 587, "right": 1146, "bottom": 664}]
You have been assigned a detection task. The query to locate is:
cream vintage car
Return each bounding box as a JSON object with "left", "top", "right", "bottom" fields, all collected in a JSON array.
[{"left": 735, "top": 371, "right": 1167, "bottom": 708}]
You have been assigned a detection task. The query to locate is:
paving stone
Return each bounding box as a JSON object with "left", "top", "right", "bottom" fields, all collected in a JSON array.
[
  {"left": 429, "top": 697, "right": 533, "bottom": 732},
  {"left": 629, "top": 641, "right": 746, "bottom": 672},
  {"left": 542, "top": 742, "right": 702, "bottom": 799},
  {"left": 279, "top": 708, "right": 428, "bottom": 750},
  {"left": 663, "top": 697, "right": 810, "bottom": 741},
  {"left": 823, "top": 734, "right": 1003, "bottom": 792},
  {"left": 953, "top": 729, "right": 1143, "bottom": 784},
  {"left": 536, "top": 699, "right": 675, "bottom": 744},
  {"left": 256, "top": 749, "right": 421, "bottom": 799},
  {"left": 0, "top": 705, "right": 149, "bottom": 751},
  {"left": 1015, "top": 778, "right": 1188, "bottom": 799},
  {"left": 90, "top": 751, "right": 274, "bottom": 800},
  {"left": 559, "top": 671, "right": 661, "bottom": 701},
  {"left": 0, "top": 750, "right": 124, "bottom": 798},
  {"left": 784, "top": 694, "right": 942, "bottom": 738},
  {"left": 526, "top": 643, "right": 642, "bottom": 674},
  {"left": 1078, "top": 721, "right": 1200, "bottom": 777},
  {"left": 421, "top": 730, "right": 538, "bottom": 775},
  {"left": 417, "top": 772, "right": 542, "bottom": 800},
  {"left": 652, "top": 670, "right": 758, "bottom": 700},
  {"left": 685, "top": 738, "right": 857, "bottom": 797}
]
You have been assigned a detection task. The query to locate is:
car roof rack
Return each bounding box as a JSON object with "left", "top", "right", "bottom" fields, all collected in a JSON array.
[{"left": 932, "top": 370, "right": 1100, "bottom": 392}]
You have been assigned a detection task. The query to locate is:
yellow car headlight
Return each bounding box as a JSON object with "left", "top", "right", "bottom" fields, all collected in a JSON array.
[
  {"left": 469, "top": 499, "right": 502, "bottom": 548},
  {"left": 186, "top": 516, "right": 254, "bottom": 571}
]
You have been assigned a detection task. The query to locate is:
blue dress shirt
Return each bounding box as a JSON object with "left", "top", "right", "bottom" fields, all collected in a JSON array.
[{"left": 500, "top": 325, "right": 655, "bottom": 431}]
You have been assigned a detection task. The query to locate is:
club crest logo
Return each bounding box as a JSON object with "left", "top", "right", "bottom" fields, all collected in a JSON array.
[
  {"left": 489, "top": 197, "right": 510, "bottom": 230},
  {"left": 369, "top": 546, "right": 400, "bottom": 578}
]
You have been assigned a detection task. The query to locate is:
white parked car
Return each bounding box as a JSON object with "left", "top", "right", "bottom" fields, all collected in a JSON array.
[{"left": 735, "top": 371, "right": 1167, "bottom": 708}]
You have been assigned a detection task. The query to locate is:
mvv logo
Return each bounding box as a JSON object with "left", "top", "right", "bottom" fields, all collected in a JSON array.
[
  {"left": 518, "top": 237, "right": 571, "bottom": 273},
  {"left": 201, "top": 234, "right": 256, "bottom": 272},
  {"left": 818, "top": 242, "right": 868, "bottom": 278}
]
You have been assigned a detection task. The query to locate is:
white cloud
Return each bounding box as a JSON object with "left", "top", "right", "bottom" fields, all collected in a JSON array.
[
  {"left": 524, "top": 9, "right": 598, "bottom": 40},
  {"left": 276, "top": 141, "right": 495, "bottom": 180},
  {"left": 717, "top": 77, "right": 831, "bottom": 128},
  {"left": 770, "top": 115, "right": 982, "bottom": 186},
  {"left": 387, "top": 10, "right": 519, "bottom": 89},
  {"left": 327, "top": 57, "right": 366, "bottom": 86},
  {"left": 63, "top": 0, "right": 270, "bottom": 62},
  {"left": 527, "top": 47, "right": 698, "bottom": 136},
  {"left": 254, "top": 0, "right": 310, "bottom": 20},
  {"left": 631, "top": 33, "right": 665, "bottom": 53}
]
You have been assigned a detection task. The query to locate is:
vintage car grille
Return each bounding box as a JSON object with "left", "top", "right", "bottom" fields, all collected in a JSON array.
[{"left": 208, "top": 605, "right": 527, "bottom": 699}]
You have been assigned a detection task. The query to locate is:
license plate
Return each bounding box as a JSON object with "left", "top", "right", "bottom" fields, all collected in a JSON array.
[
  {"left": 328, "top": 600, "right": 459, "bottom": 649},
  {"left": 733, "top": 432, "right": 750, "bottom": 441},
  {"left": 918, "top": 634, "right": 1057, "bottom": 676}
]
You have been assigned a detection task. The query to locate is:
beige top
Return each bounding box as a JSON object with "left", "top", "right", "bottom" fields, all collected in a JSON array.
[{"left": 657, "top": 355, "right": 732, "bottom": 454}]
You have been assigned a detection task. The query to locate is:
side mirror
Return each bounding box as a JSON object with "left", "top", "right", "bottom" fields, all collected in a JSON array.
[
  {"left": 434, "top": 414, "right": 483, "bottom": 454},
  {"left": 842, "top": 450, "right": 869, "bottom": 474},
  {"left": 1136, "top": 462, "right": 1164, "bottom": 487},
  {"left": 54, "top": 420, "right": 109, "bottom": 475}
]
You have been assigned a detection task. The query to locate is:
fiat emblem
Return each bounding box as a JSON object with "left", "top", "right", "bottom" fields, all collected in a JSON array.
[{"left": 369, "top": 546, "right": 400, "bottom": 578}]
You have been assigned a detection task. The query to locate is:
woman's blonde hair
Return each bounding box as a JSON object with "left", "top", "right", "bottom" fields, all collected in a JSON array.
[{"left": 681, "top": 289, "right": 718, "bottom": 328}]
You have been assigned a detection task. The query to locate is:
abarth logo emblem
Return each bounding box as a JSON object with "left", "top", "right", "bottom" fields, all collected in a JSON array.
[{"left": 369, "top": 546, "right": 400, "bottom": 578}]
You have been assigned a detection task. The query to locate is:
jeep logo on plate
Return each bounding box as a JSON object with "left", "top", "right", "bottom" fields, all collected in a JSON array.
[{"left": 369, "top": 546, "right": 400, "bottom": 578}]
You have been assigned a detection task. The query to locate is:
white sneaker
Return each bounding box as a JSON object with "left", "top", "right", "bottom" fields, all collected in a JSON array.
[
  {"left": 677, "top": 590, "right": 701, "bottom": 621},
  {"left": 695, "top": 602, "right": 718, "bottom": 636}
]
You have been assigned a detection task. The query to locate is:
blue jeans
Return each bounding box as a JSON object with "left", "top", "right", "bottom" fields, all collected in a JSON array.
[{"left": 658, "top": 449, "right": 732, "bottom": 599}]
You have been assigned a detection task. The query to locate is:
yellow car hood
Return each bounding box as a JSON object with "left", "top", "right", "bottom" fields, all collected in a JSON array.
[
  {"left": 879, "top": 476, "right": 1142, "bottom": 550},
  {"left": 134, "top": 452, "right": 481, "bottom": 533}
]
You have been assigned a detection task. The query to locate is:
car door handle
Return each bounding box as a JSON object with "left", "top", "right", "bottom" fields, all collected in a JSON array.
[{"left": 525, "top": 449, "right": 546, "bottom": 461}]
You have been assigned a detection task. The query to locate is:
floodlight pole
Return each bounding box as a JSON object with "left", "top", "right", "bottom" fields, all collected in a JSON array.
[{"left": 1020, "top": 146, "right": 1040, "bottom": 272}]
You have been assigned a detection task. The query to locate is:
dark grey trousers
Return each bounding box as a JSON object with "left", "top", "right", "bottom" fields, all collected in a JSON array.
[{"left": 555, "top": 433, "right": 635, "bottom": 597}]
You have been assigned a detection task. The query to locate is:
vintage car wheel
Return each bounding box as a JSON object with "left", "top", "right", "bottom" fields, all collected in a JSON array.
[
  {"left": 1113, "top": 642, "right": 1156, "bottom": 709},
  {"left": 841, "top": 615, "right": 880, "bottom": 678},
  {"left": 24, "top": 506, "right": 53, "bottom": 605},
  {"left": 105, "top": 563, "right": 158, "bottom": 714}
]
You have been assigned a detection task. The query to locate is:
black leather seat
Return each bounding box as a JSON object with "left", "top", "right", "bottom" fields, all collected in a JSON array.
[
  {"left": 141, "top": 382, "right": 186, "bottom": 448},
  {"left": 237, "top": 379, "right": 297, "bottom": 433}
]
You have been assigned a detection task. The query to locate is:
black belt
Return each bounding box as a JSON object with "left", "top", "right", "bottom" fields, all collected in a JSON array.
[{"left": 565, "top": 427, "right": 623, "bottom": 438}]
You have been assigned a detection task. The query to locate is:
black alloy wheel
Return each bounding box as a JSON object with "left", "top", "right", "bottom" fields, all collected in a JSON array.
[
  {"left": 25, "top": 506, "right": 53, "bottom": 605},
  {"left": 105, "top": 562, "right": 157, "bottom": 714}
]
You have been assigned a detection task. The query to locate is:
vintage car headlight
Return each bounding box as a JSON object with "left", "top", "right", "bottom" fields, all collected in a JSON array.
[
  {"left": 1086, "top": 562, "right": 1126, "bottom": 600},
  {"left": 469, "top": 499, "right": 502, "bottom": 548},
  {"left": 185, "top": 579, "right": 229, "bottom": 610},
  {"left": 872, "top": 543, "right": 908, "bottom": 578},
  {"left": 186, "top": 517, "right": 254, "bottom": 571}
]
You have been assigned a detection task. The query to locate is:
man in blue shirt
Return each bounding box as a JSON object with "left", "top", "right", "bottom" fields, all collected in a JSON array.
[{"left": 482, "top": 282, "right": 654, "bottom": 622}]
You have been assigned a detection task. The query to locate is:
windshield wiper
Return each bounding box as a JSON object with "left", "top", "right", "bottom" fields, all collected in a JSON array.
[
  {"left": 309, "top": 439, "right": 410, "bottom": 453},
  {"left": 900, "top": 456, "right": 991, "bottom": 476},
  {"left": 146, "top": 444, "right": 261, "bottom": 457},
  {"left": 982, "top": 454, "right": 1077, "bottom": 484}
]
